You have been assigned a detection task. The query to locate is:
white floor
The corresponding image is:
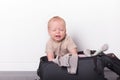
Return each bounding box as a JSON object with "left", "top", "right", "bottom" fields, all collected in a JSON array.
[
  {"left": 0, "top": 70, "right": 119, "bottom": 80},
  {"left": 0, "top": 71, "right": 39, "bottom": 80}
]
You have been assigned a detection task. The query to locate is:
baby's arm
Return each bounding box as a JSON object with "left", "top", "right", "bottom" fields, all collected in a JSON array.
[
  {"left": 69, "top": 48, "right": 78, "bottom": 55},
  {"left": 67, "top": 36, "right": 78, "bottom": 55},
  {"left": 45, "top": 40, "right": 55, "bottom": 61},
  {"left": 47, "top": 52, "right": 55, "bottom": 61}
]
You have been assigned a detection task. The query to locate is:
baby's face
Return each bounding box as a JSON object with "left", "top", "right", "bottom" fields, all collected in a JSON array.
[{"left": 48, "top": 20, "right": 66, "bottom": 42}]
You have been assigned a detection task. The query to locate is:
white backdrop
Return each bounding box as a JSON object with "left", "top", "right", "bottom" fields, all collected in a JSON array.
[{"left": 0, "top": 0, "right": 120, "bottom": 71}]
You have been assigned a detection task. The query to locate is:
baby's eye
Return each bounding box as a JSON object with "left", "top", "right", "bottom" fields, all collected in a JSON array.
[
  {"left": 51, "top": 29, "right": 56, "bottom": 31},
  {"left": 60, "top": 29, "right": 65, "bottom": 31}
]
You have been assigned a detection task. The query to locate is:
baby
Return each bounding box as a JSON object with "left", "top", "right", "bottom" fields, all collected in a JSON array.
[
  {"left": 45, "top": 16, "right": 78, "bottom": 61},
  {"left": 45, "top": 16, "right": 107, "bottom": 74}
]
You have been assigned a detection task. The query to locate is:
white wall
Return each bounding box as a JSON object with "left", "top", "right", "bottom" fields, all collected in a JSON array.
[{"left": 0, "top": 0, "right": 120, "bottom": 71}]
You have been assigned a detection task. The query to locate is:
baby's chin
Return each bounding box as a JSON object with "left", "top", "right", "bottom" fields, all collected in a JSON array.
[
  {"left": 53, "top": 37, "right": 64, "bottom": 42},
  {"left": 54, "top": 38, "right": 63, "bottom": 42}
]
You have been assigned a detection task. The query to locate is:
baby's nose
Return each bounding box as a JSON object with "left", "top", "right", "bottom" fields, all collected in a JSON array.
[{"left": 56, "top": 29, "right": 60, "bottom": 33}]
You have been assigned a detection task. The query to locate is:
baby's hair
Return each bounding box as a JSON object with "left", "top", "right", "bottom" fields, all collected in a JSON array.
[{"left": 48, "top": 16, "right": 66, "bottom": 29}]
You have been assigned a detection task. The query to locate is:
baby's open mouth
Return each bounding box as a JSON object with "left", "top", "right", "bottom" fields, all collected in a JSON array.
[{"left": 55, "top": 35, "right": 61, "bottom": 38}]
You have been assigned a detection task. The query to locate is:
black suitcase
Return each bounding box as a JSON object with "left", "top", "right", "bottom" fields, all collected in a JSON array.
[{"left": 37, "top": 51, "right": 107, "bottom": 80}]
